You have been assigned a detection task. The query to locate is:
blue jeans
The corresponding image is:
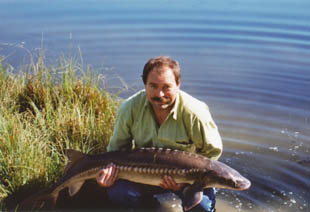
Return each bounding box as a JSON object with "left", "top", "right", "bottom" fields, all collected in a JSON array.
[{"left": 107, "top": 180, "right": 216, "bottom": 212}]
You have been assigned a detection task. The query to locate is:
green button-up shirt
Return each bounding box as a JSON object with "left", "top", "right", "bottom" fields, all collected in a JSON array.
[{"left": 107, "top": 90, "right": 222, "bottom": 160}]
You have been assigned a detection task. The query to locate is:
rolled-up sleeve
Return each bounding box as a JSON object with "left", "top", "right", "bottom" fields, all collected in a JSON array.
[
  {"left": 107, "top": 102, "right": 133, "bottom": 152},
  {"left": 190, "top": 110, "right": 223, "bottom": 160}
]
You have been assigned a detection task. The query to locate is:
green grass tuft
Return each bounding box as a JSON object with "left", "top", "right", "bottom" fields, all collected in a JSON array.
[{"left": 0, "top": 54, "right": 119, "bottom": 209}]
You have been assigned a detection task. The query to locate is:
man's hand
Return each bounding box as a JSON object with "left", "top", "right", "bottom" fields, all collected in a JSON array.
[
  {"left": 159, "top": 175, "right": 186, "bottom": 191},
  {"left": 96, "top": 163, "right": 119, "bottom": 187}
]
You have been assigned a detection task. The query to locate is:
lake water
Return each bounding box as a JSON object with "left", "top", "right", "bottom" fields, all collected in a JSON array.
[{"left": 0, "top": 0, "right": 309, "bottom": 211}]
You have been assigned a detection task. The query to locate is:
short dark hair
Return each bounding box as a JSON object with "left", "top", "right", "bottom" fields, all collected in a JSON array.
[{"left": 142, "top": 56, "right": 181, "bottom": 85}]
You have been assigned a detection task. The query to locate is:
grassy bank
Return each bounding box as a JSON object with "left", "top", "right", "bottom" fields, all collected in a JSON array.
[{"left": 0, "top": 55, "right": 119, "bottom": 210}]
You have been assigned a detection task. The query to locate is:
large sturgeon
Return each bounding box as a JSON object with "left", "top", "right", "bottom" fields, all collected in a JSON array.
[{"left": 20, "top": 147, "right": 251, "bottom": 210}]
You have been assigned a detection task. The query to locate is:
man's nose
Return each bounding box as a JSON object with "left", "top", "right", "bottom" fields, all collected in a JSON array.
[{"left": 157, "top": 89, "right": 165, "bottom": 97}]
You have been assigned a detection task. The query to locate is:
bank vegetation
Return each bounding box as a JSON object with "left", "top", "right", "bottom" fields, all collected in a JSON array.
[{"left": 0, "top": 55, "right": 119, "bottom": 210}]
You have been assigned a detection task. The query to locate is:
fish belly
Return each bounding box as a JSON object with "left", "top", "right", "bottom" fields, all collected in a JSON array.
[{"left": 118, "top": 171, "right": 194, "bottom": 186}]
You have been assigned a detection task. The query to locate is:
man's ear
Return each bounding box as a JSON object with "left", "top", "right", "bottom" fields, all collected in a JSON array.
[{"left": 177, "top": 81, "right": 181, "bottom": 89}]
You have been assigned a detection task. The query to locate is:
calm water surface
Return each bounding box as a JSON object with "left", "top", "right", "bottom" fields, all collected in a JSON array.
[{"left": 0, "top": 0, "right": 309, "bottom": 211}]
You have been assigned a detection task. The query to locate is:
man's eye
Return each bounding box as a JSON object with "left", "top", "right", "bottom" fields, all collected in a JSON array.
[{"left": 163, "top": 85, "right": 171, "bottom": 90}]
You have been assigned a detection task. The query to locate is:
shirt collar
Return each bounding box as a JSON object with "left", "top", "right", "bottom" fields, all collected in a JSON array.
[{"left": 171, "top": 92, "right": 179, "bottom": 120}]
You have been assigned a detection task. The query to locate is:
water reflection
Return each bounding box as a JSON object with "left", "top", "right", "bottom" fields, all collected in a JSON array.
[{"left": 0, "top": 0, "right": 309, "bottom": 211}]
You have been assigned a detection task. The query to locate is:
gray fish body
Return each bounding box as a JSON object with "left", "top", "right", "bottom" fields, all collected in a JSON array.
[{"left": 20, "top": 148, "right": 251, "bottom": 210}]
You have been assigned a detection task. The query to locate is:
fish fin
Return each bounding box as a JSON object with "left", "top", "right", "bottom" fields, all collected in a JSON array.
[
  {"left": 181, "top": 183, "right": 204, "bottom": 211},
  {"left": 45, "top": 192, "right": 59, "bottom": 207},
  {"left": 64, "top": 149, "right": 86, "bottom": 174},
  {"left": 68, "top": 181, "right": 85, "bottom": 196},
  {"left": 19, "top": 189, "right": 59, "bottom": 210}
]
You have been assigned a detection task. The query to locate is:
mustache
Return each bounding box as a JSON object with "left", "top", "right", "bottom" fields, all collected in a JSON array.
[{"left": 151, "top": 96, "right": 170, "bottom": 103}]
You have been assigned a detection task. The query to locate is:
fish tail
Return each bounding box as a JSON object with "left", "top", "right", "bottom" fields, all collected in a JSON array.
[{"left": 19, "top": 189, "right": 59, "bottom": 210}]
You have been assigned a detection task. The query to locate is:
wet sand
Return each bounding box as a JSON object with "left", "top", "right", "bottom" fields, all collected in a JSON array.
[{"left": 216, "top": 199, "right": 241, "bottom": 212}]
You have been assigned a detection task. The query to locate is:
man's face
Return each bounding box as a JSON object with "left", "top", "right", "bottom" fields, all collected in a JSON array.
[{"left": 145, "top": 66, "right": 180, "bottom": 111}]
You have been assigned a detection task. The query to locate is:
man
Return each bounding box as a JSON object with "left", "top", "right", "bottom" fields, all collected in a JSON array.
[{"left": 96, "top": 56, "right": 222, "bottom": 212}]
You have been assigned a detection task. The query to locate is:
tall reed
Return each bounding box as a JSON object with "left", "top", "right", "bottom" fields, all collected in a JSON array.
[{"left": 0, "top": 54, "right": 119, "bottom": 209}]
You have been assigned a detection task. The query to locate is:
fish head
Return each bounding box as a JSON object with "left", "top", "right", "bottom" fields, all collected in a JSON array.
[{"left": 202, "top": 161, "right": 251, "bottom": 191}]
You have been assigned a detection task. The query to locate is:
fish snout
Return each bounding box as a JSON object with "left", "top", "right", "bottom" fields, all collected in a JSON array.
[{"left": 235, "top": 177, "right": 251, "bottom": 190}]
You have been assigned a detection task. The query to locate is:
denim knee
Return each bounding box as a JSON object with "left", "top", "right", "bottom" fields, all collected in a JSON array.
[
  {"left": 195, "top": 188, "right": 216, "bottom": 212},
  {"left": 107, "top": 181, "right": 216, "bottom": 211},
  {"left": 107, "top": 180, "right": 143, "bottom": 207}
]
